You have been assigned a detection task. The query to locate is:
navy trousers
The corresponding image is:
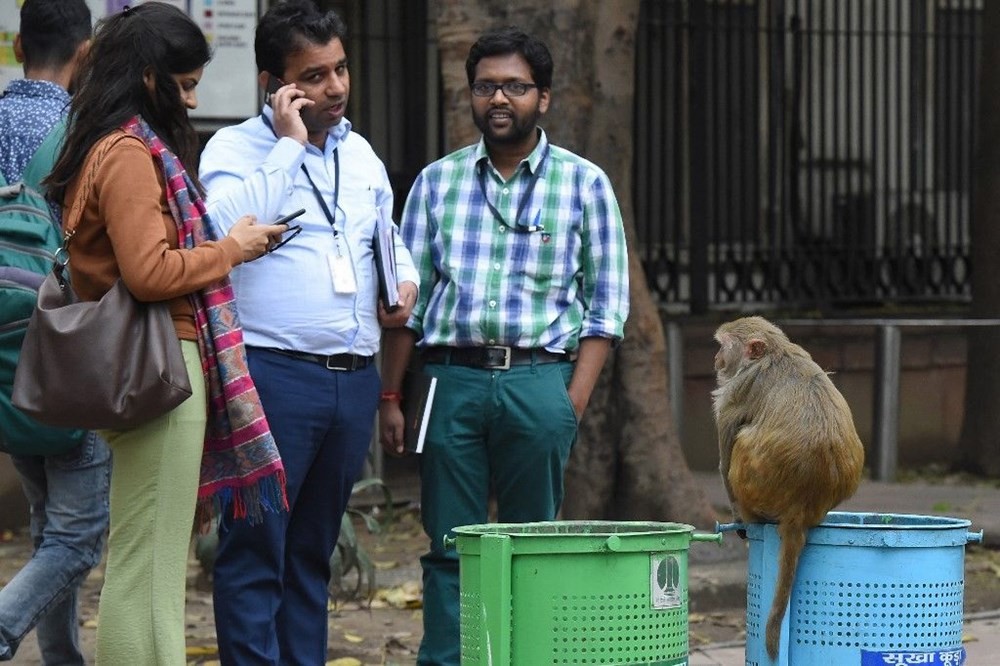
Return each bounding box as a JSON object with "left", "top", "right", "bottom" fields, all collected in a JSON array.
[{"left": 213, "top": 347, "right": 379, "bottom": 665}]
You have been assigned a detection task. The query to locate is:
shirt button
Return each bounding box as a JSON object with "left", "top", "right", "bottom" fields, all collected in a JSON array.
[
  {"left": 488, "top": 339, "right": 496, "bottom": 344},
  {"left": 489, "top": 300, "right": 497, "bottom": 308},
  {"left": 499, "top": 225, "right": 506, "bottom": 233},
  {"left": 502, "top": 188, "right": 509, "bottom": 194},
  {"left": 494, "top": 262, "right": 501, "bottom": 270}
]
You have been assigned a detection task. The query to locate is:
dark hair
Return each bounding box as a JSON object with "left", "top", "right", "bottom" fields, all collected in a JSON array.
[
  {"left": 47, "top": 2, "right": 211, "bottom": 203},
  {"left": 465, "top": 26, "right": 553, "bottom": 90},
  {"left": 255, "top": 0, "right": 348, "bottom": 78},
  {"left": 19, "top": 0, "right": 92, "bottom": 70}
]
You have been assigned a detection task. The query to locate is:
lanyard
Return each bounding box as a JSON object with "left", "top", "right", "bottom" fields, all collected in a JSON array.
[
  {"left": 477, "top": 144, "right": 549, "bottom": 232},
  {"left": 261, "top": 112, "right": 340, "bottom": 233},
  {"left": 301, "top": 153, "right": 339, "bottom": 232}
]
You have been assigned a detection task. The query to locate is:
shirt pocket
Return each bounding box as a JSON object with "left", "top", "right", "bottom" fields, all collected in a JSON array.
[
  {"left": 508, "top": 209, "right": 579, "bottom": 290},
  {"left": 339, "top": 183, "right": 379, "bottom": 238}
]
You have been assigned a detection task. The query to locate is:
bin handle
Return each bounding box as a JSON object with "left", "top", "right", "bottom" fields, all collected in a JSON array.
[
  {"left": 716, "top": 521, "right": 745, "bottom": 533},
  {"left": 967, "top": 530, "right": 984, "bottom": 544},
  {"left": 692, "top": 532, "right": 724, "bottom": 544},
  {"left": 443, "top": 535, "right": 456, "bottom": 550}
]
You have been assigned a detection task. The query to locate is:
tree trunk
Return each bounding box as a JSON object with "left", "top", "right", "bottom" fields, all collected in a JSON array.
[
  {"left": 434, "top": 0, "right": 721, "bottom": 529},
  {"left": 958, "top": 0, "right": 1000, "bottom": 476}
]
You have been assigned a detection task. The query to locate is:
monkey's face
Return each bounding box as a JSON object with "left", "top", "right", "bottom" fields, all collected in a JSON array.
[{"left": 713, "top": 334, "right": 743, "bottom": 384}]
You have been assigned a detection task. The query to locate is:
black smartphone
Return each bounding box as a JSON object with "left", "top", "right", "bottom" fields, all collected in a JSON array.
[
  {"left": 265, "top": 74, "right": 284, "bottom": 105},
  {"left": 274, "top": 208, "right": 306, "bottom": 226}
]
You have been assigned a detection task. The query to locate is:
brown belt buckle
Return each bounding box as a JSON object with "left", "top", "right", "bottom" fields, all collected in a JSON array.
[{"left": 482, "top": 345, "right": 512, "bottom": 370}]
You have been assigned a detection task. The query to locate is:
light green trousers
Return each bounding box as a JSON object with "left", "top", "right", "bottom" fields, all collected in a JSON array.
[{"left": 95, "top": 341, "right": 205, "bottom": 666}]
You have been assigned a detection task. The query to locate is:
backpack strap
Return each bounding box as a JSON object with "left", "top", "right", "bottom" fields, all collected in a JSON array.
[{"left": 19, "top": 118, "right": 67, "bottom": 192}]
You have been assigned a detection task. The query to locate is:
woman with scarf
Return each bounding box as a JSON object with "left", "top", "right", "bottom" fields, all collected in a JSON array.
[{"left": 44, "top": 3, "right": 288, "bottom": 663}]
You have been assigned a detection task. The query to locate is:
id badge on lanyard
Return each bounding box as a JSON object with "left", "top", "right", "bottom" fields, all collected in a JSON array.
[
  {"left": 328, "top": 237, "right": 357, "bottom": 294},
  {"left": 303, "top": 152, "right": 357, "bottom": 293}
]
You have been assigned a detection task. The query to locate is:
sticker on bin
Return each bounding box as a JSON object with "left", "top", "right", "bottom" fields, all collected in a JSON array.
[
  {"left": 860, "top": 647, "right": 965, "bottom": 665},
  {"left": 649, "top": 553, "right": 683, "bottom": 609}
]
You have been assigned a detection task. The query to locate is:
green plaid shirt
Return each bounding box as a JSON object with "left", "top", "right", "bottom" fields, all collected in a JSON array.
[{"left": 401, "top": 130, "right": 629, "bottom": 351}]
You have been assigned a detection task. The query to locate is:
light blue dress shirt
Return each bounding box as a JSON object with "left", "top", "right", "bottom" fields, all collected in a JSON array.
[{"left": 200, "top": 108, "right": 418, "bottom": 357}]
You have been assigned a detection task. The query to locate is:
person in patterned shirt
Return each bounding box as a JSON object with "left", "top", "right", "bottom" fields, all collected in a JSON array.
[
  {"left": 0, "top": 2, "right": 110, "bottom": 665},
  {"left": 378, "top": 25, "right": 630, "bottom": 666}
]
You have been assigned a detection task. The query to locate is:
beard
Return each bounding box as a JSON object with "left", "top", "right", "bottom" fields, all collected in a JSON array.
[{"left": 472, "top": 105, "right": 542, "bottom": 146}]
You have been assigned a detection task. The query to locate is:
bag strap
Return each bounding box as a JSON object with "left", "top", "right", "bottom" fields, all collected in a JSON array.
[
  {"left": 61, "top": 133, "right": 126, "bottom": 245},
  {"left": 20, "top": 119, "right": 66, "bottom": 191},
  {"left": 51, "top": 133, "right": 127, "bottom": 292},
  {"left": 0, "top": 119, "right": 65, "bottom": 191}
]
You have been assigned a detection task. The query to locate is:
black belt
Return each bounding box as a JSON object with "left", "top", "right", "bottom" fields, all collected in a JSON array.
[
  {"left": 265, "top": 348, "right": 374, "bottom": 371},
  {"left": 422, "top": 345, "right": 569, "bottom": 370}
]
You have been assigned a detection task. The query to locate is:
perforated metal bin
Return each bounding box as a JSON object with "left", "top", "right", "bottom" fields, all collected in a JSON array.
[
  {"left": 449, "top": 520, "right": 722, "bottom": 666},
  {"left": 721, "top": 512, "right": 983, "bottom": 666}
]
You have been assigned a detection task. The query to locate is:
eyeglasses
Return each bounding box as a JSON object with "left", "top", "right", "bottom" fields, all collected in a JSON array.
[
  {"left": 470, "top": 81, "right": 539, "bottom": 98},
  {"left": 246, "top": 225, "right": 302, "bottom": 262}
]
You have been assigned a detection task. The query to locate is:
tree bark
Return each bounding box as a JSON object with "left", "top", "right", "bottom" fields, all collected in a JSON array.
[
  {"left": 433, "top": 0, "right": 722, "bottom": 529},
  {"left": 958, "top": 0, "right": 1000, "bottom": 476}
]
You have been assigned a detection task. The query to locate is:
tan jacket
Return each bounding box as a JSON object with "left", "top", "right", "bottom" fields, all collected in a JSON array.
[{"left": 63, "top": 130, "right": 242, "bottom": 340}]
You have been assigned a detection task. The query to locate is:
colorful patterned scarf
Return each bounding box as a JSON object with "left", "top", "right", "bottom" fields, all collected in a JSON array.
[{"left": 123, "top": 116, "right": 287, "bottom": 524}]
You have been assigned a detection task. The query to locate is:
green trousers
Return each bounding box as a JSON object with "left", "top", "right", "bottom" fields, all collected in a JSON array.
[
  {"left": 96, "top": 341, "right": 205, "bottom": 666},
  {"left": 416, "top": 359, "right": 578, "bottom": 666}
]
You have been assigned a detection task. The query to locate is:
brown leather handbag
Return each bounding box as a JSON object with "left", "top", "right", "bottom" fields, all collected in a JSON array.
[
  {"left": 12, "top": 259, "right": 192, "bottom": 430},
  {"left": 10, "top": 140, "right": 192, "bottom": 430}
]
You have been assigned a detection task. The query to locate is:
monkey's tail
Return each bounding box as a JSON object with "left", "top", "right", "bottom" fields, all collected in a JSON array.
[{"left": 765, "top": 520, "right": 808, "bottom": 659}]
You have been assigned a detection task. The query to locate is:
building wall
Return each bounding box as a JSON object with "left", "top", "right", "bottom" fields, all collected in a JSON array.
[{"left": 673, "top": 321, "right": 969, "bottom": 475}]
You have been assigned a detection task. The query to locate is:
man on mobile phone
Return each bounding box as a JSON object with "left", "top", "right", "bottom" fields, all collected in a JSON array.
[{"left": 198, "top": 2, "right": 418, "bottom": 663}]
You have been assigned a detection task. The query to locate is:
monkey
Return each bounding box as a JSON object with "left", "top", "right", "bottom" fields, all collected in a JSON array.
[{"left": 711, "top": 316, "right": 865, "bottom": 659}]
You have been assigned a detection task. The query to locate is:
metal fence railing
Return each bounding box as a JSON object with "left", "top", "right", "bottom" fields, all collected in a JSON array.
[{"left": 635, "top": 0, "right": 981, "bottom": 313}]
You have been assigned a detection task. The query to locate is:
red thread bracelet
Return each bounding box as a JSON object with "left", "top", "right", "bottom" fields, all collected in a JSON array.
[{"left": 380, "top": 391, "right": 403, "bottom": 402}]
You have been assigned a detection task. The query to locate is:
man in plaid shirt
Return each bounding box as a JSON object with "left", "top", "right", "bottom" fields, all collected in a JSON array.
[{"left": 378, "top": 25, "right": 629, "bottom": 665}]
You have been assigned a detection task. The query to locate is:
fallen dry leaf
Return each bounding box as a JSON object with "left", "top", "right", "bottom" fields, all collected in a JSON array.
[
  {"left": 343, "top": 632, "right": 364, "bottom": 643},
  {"left": 376, "top": 581, "right": 422, "bottom": 609}
]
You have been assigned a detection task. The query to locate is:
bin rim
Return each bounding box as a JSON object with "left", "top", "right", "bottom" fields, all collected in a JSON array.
[
  {"left": 819, "top": 511, "right": 972, "bottom": 530},
  {"left": 452, "top": 519, "right": 698, "bottom": 538}
]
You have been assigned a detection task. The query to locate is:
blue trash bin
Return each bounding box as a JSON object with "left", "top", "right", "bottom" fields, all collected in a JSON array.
[{"left": 721, "top": 512, "right": 983, "bottom": 666}]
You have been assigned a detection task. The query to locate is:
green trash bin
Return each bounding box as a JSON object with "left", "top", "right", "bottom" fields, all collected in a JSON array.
[{"left": 450, "top": 520, "right": 722, "bottom": 666}]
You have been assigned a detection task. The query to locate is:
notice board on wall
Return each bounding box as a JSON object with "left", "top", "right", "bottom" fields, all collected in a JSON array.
[{"left": 0, "top": 0, "right": 261, "bottom": 121}]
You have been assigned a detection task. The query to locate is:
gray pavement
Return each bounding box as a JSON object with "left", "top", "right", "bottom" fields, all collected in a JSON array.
[{"left": 686, "top": 470, "right": 1000, "bottom": 665}]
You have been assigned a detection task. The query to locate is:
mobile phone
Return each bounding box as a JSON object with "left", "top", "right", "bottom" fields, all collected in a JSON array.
[
  {"left": 274, "top": 208, "right": 306, "bottom": 226},
  {"left": 271, "top": 208, "right": 306, "bottom": 224},
  {"left": 265, "top": 74, "right": 284, "bottom": 105}
]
